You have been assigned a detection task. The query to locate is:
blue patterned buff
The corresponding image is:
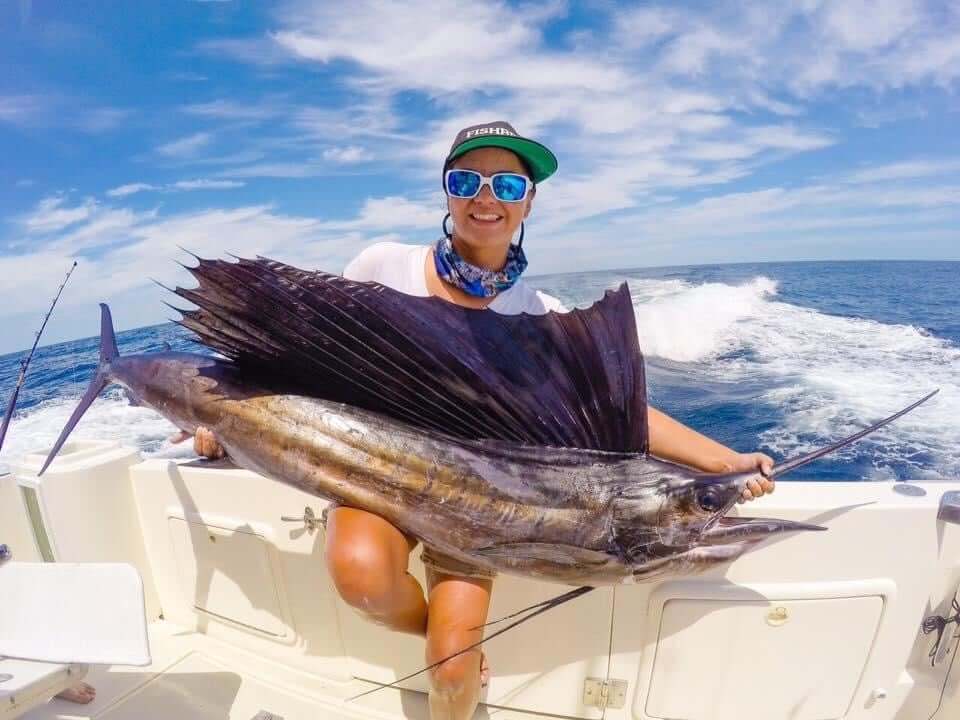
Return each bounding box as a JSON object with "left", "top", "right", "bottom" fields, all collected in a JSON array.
[{"left": 433, "top": 234, "right": 528, "bottom": 298}]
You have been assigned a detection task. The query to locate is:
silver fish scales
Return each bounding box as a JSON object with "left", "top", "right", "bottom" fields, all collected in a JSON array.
[{"left": 40, "top": 256, "right": 936, "bottom": 586}]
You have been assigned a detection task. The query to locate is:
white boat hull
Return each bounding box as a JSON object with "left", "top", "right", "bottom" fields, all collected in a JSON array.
[{"left": 3, "top": 440, "right": 960, "bottom": 719}]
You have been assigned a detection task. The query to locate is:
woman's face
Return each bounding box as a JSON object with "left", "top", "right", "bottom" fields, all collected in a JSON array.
[{"left": 446, "top": 147, "right": 534, "bottom": 254}]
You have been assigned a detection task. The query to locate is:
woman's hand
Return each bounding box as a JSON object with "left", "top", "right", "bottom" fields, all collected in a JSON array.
[
  {"left": 724, "top": 452, "right": 775, "bottom": 503},
  {"left": 169, "top": 426, "right": 226, "bottom": 459}
]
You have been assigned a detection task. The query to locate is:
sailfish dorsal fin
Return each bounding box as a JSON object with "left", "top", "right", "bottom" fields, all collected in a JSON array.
[{"left": 173, "top": 256, "right": 649, "bottom": 453}]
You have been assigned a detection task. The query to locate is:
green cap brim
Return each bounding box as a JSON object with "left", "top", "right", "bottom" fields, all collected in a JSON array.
[{"left": 447, "top": 136, "right": 558, "bottom": 183}]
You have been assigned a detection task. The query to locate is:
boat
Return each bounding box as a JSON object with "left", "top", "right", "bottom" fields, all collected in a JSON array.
[{"left": 2, "top": 437, "right": 960, "bottom": 719}]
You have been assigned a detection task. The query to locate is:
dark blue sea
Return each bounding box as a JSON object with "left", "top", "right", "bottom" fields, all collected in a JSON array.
[{"left": 1, "top": 260, "right": 957, "bottom": 480}]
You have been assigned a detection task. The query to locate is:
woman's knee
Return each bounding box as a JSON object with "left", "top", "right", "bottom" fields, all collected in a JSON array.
[
  {"left": 324, "top": 508, "right": 413, "bottom": 615},
  {"left": 425, "top": 572, "right": 492, "bottom": 696},
  {"left": 325, "top": 542, "right": 397, "bottom": 612},
  {"left": 427, "top": 644, "right": 481, "bottom": 698}
]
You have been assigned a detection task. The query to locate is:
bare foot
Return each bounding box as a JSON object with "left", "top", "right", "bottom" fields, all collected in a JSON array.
[
  {"left": 480, "top": 652, "right": 489, "bottom": 689},
  {"left": 56, "top": 682, "right": 96, "bottom": 704}
]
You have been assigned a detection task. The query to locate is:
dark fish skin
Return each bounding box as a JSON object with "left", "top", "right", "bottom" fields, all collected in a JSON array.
[
  {"left": 42, "top": 344, "right": 824, "bottom": 586},
  {"left": 41, "top": 305, "right": 936, "bottom": 587}
]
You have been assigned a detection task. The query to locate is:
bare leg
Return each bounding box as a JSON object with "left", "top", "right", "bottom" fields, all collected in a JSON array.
[
  {"left": 324, "top": 506, "right": 491, "bottom": 717},
  {"left": 56, "top": 682, "right": 96, "bottom": 704},
  {"left": 425, "top": 568, "right": 493, "bottom": 720},
  {"left": 325, "top": 506, "right": 428, "bottom": 636}
]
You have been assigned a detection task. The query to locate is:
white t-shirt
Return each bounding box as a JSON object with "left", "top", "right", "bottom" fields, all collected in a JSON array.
[{"left": 342, "top": 242, "right": 566, "bottom": 314}]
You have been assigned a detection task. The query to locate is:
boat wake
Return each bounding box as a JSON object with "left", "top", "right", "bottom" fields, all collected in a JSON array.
[{"left": 625, "top": 274, "right": 957, "bottom": 479}]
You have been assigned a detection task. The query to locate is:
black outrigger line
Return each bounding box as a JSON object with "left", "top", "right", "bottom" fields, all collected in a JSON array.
[
  {"left": 346, "top": 585, "right": 594, "bottom": 702},
  {"left": 0, "top": 261, "right": 78, "bottom": 452}
]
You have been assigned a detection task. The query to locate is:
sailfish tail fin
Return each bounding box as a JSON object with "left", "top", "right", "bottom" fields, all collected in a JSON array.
[{"left": 39, "top": 304, "right": 118, "bottom": 476}]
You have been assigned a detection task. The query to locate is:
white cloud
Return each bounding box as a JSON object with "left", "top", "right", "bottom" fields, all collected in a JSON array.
[
  {"left": 320, "top": 195, "right": 441, "bottom": 231},
  {"left": 214, "top": 161, "right": 325, "bottom": 178},
  {"left": 1, "top": 193, "right": 441, "bottom": 336},
  {"left": 613, "top": 7, "right": 678, "bottom": 49},
  {"left": 106, "top": 179, "right": 245, "bottom": 196},
  {"left": 610, "top": 0, "right": 960, "bottom": 96},
  {"left": 322, "top": 145, "right": 370, "bottom": 163},
  {"left": 4, "top": 0, "right": 959, "bottom": 354},
  {"left": 107, "top": 183, "right": 158, "bottom": 198},
  {"left": 78, "top": 107, "right": 132, "bottom": 133},
  {"left": 0, "top": 95, "right": 45, "bottom": 124},
  {"left": 743, "top": 125, "right": 834, "bottom": 152},
  {"left": 181, "top": 99, "right": 281, "bottom": 121},
  {"left": 815, "top": 0, "right": 921, "bottom": 52},
  {"left": 157, "top": 131, "right": 213, "bottom": 157},
  {"left": 21, "top": 196, "right": 97, "bottom": 233},
  {"left": 845, "top": 159, "right": 960, "bottom": 183},
  {"left": 271, "top": 0, "right": 625, "bottom": 93},
  {"left": 171, "top": 178, "right": 245, "bottom": 190}
]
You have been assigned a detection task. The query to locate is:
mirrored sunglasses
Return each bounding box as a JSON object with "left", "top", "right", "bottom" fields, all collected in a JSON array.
[{"left": 444, "top": 169, "right": 531, "bottom": 203}]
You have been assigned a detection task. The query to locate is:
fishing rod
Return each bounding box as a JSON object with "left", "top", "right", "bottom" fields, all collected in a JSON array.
[{"left": 0, "top": 261, "right": 78, "bottom": 452}]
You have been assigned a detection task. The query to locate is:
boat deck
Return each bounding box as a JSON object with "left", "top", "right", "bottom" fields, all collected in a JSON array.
[
  {"left": 24, "top": 621, "right": 552, "bottom": 720},
  {"left": 7, "top": 444, "right": 960, "bottom": 719}
]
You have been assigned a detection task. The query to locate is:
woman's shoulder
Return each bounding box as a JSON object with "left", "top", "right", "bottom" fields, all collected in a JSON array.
[
  {"left": 343, "top": 242, "right": 429, "bottom": 280},
  {"left": 342, "top": 242, "right": 431, "bottom": 296}
]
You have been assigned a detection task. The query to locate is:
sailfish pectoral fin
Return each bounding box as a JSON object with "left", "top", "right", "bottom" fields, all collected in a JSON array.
[{"left": 472, "top": 541, "right": 616, "bottom": 567}]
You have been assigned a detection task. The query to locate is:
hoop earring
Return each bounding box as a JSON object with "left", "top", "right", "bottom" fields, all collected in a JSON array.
[
  {"left": 442, "top": 213, "right": 453, "bottom": 239},
  {"left": 517, "top": 221, "right": 525, "bottom": 249}
]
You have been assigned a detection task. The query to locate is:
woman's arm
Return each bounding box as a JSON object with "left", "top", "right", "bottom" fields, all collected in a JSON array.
[{"left": 648, "top": 406, "right": 775, "bottom": 502}]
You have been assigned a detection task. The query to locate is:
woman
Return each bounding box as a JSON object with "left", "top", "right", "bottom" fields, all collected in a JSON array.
[{"left": 188, "top": 121, "right": 776, "bottom": 720}]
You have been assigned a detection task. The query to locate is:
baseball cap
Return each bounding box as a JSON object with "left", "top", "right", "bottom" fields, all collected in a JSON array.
[{"left": 443, "top": 121, "right": 558, "bottom": 183}]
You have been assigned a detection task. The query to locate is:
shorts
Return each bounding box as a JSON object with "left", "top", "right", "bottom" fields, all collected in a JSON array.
[{"left": 420, "top": 545, "right": 496, "bottom": 581}]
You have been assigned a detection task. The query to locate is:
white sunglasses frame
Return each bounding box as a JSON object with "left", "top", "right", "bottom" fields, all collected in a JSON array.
[{"left": 443, "top": 169, "right": 532, "bottom": 203}]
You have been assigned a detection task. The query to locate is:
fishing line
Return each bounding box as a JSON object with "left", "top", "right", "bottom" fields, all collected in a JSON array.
[
  {"left": 346, "top": 585, "right": 595, "bottom": 702},
  {"left": 468, "top": 585, "right": 595, "bottom": 630}
]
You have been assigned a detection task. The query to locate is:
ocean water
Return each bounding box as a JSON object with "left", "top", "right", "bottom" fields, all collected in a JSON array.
[{"left": 1, "top": 260, "right": 956, "bottom": 480}]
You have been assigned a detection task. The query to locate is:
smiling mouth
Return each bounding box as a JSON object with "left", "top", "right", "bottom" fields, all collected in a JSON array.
[{"left": 469, "top": 212, "right": 503, "bottom": 223}]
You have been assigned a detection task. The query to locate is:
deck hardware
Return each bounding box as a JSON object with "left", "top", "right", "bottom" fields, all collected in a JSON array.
[
  {"left": 582, "top": 677, "right": 627, "bottom": 710},
  {"left": 937, "top": 491, "right": 960, "bottom": 524},
  {"left": 922, "top": 596, "right": 960, "bottom": 666},
  {"left": 893, "top": 483, "right": 926, "bottom": 497},
  {"left": 766, "top": 606, "right": 789, "bottom": 627},
  {"left": 20, "top": 486, "right": 55, "bottom": 562},
  {"left": 0, "top": 543, "right": 10, "bottom": 563},
  {"left": 250, "top": 712, "right": 284, "bottom": 720},
  {"left": 280, "top": 506, "right": 321, "bottom": 534}
]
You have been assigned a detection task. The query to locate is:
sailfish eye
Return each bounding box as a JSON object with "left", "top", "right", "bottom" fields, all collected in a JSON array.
[{"left": 696, "top": 487, "right": 724, "bottom": 513}]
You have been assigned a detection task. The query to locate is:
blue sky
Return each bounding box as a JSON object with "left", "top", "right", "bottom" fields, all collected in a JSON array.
[{"left": 2, "top": 0, "right": 959, "bottom": 353}]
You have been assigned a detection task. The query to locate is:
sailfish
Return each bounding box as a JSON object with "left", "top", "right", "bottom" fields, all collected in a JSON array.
[{"left": 38, "top": 255, "right": 936, "bottom": 688}]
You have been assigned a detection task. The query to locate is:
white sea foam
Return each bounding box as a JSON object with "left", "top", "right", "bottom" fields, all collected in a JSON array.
[
  {"left": 1, "top": 278, "right": 956, "bottom": 480},
  {"left": 633, "top": 276, "right": 778, "bottom": 363},
  {"left": 628, "top": 275, "right": 960, "bottom": 478},
  {"left": 0, "top": 388, "right": 193, "bottom": 474}
]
